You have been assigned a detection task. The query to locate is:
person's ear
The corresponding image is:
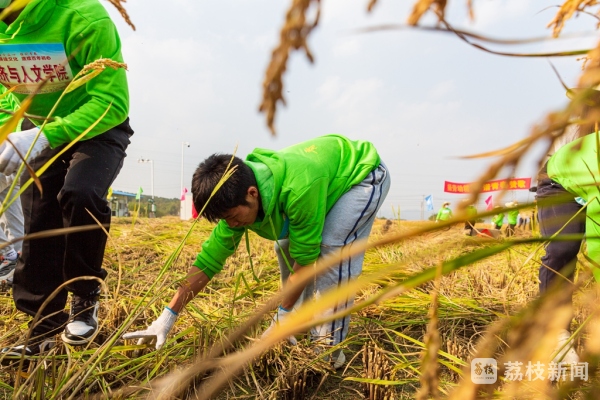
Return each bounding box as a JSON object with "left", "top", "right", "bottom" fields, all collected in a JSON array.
[{"left": 247, "top": 186, "right": 259, "bottom": 198}]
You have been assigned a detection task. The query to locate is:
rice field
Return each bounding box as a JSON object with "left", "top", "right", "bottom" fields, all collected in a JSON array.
[
  {"left": 0, "top": 0, "right": 597, "bottom": 398},
  {"left": 2, "top": 215, "right": 591, "bottom": 399}
]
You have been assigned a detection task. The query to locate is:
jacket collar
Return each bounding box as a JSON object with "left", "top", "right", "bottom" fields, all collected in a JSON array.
[{"left": 0, "top": 0, "right": 55, "bottom": 36}]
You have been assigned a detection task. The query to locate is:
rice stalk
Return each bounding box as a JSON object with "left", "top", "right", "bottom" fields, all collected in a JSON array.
[
  {"left": 548, "top": 0, "right": 600, "bottom": 37},
  {"left": 258, "top": 0, "right": 320, "bottom": 135},
  {"left": 104, "top": 0, "right": 136, "bottom": 30},
  {"left": 415, "top": 260, "right": 442, "bottom": 400},
  {"left": 0, "top": 217, "right": 567, "bottom": 398},
  {"left": 407, "top": 0, "right": 447, "bottom": 26},
  {"left": 135, "top": 233, "right": 556, "bottom": 399},
  {"left": 357, "top": 24, "right": 597, "bottom": 45}
]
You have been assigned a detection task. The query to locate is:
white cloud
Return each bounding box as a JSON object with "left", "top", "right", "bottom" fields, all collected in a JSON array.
[
  {"left": 465, "top": 1, "right": 534, "bottom": 31},
  {"left": 316, "top": 76, "right": 342, "bottom": 104},
  {"left": 332, "top": 37, "right": 361, "bottom": 57},
  {"left": 123, "top": 35, "right": 215, "bottom": 67},
  {"left": 103, "top": 0, "right": 589, "bottom": 217},
  {"left": 317, "top": 77, "right": 383, "bottom": 111},
  {"left": 235, "top": 33, "right": 275, "bottom": 53},
  {"left": 428, "top": 80, "right": 456, "bottom": 99}
]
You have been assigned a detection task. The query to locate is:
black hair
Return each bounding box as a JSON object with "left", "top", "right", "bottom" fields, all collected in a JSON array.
[{"left": 191, "top": 154, "right": 257, "bottom": 223}]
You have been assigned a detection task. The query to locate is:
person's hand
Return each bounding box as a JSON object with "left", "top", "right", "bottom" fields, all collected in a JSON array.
[
  {"left": 123, "top": 307, "right": 178, "bottom": 350},
  {"left": 0, "top": 127, "right": 49, "bottom": 175},
  {"left": 261, "top": 305, "right": 297, "bottom": 345}
]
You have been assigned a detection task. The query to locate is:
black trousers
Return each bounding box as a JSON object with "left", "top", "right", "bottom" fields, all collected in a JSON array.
[
  {"left": 506, "top": 224, "right": 516, "bottom": 237},
  {"left": 464, "top": 220, "right": 476, "bottom": 235},
  {"left": 536, "top": 176, "right": 584, "bottom": 293},
  {"left": 13, "top": 119, "right": 132, "bottom": 335}
]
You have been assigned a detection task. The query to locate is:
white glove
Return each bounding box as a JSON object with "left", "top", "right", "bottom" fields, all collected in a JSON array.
[
  {"left": 123, "top": 307, "right": 178, "bottom": 350},
  {"left": 0, "top": 127, "right": 49, "bottom": 175},
  {"left": 261, "top": 305, "right": 297, "bottom": 345}
]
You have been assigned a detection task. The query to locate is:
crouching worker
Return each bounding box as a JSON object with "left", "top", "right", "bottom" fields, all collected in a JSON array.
[
  {"left": 535, "top": 131, "right": 600, "bottom": 364},
  {"left": 123, "top": 134, "right": 390, "bottom": 368}
]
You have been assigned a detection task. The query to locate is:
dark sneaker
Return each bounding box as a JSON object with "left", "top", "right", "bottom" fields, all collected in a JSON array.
[
  {"left": 0, "top": 258, "right": 17, "bottom": 284},
  {"left": 0, "top": 339, "right": 55, "bottom": 367},
  {"left": 61, "top": 288, "right": 100, "bottom": 345}
]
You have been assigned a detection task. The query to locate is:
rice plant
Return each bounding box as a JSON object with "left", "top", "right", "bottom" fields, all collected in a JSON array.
[{"left": 2, "top": 1, "right": 600, "bottom": 399}]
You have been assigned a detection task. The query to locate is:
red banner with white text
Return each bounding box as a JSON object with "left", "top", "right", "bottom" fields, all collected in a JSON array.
[{"left": 443, "top": 178, "right": 531, "bottom": 194}]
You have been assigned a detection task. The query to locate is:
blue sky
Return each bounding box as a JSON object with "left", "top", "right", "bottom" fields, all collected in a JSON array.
[{"left": 105, "top": 0, "right": 598, "bottom": 219}]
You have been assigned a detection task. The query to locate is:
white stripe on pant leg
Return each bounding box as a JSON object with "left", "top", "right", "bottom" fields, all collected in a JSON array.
[
  {"left": 336, "top": 166, "right": 389, "bottom": 342},
  {"left": 313, "top": 163, "right": 390, "bottom": 346}
]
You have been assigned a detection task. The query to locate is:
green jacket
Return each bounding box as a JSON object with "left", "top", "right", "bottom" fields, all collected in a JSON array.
[
  {"left": 548, "top": 132, "right": 600, "bottom": 278},
  {"left": 436, "top": 207, "right": 452, "bottom": 221},
  {"left": 492, "top": 213, "right": 504, "bottom": 226},
  {"left": 466, "top": 205, "right": 477, "bottom": 220},
  {"left": 193, "top": 134, "right": 381, "bottom": 279},
  {"left": 0, "top": 0, "right": 129, "bottom": 148},
  {"left": 507, "top": 210, "right": 519, "bottom": 225}
]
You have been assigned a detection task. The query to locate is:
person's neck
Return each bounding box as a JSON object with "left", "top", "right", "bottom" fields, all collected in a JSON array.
[
  {"left": 2, "top": 8, "right": 22, "bottom": 25},
  {"left": 257, "top": 194, "right": 264, "bottom": 221}
]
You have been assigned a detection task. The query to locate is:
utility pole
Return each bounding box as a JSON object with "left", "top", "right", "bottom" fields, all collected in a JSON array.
[
  {"left": 180, "top": 141, "right": 190, "bottom": 219},
  {"left": 138, "top": 158, "right": 155, "bottom": 217}
]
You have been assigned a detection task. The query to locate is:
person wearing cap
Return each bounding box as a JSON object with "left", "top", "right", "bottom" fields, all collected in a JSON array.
[
  {"left": 436, "top": 202, "right": 453, "bottom": 222},
  {"left": 505, "top": 202, "right": 519, "bottom": 237},
  {"left": 463, "top": 202, "right": 478, "bottom": 235}
]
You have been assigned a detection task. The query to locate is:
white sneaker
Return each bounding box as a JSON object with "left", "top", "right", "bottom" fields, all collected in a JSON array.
[
  {"left": 552, "top": 329, "right": 579, "bottom": 364},
  {"left": 0, "top": 258, "right": 17, "bottom": 284},
  {"left": 61, "top": 288, "right": 100, "bottom": 345},
  {"left": 313, "top": 346, "right": 346, "bottom": 369},
  {"left": 333, "top": 350, "right": 346, "bottom": 369},
  {"left": 0, "top": 338, "right": 55, "bottom": 367}
]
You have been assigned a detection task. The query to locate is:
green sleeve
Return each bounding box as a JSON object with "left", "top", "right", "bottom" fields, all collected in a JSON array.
[
  {"left": 42, "top": 18, "right": 129, "bottom": 148},
  {"left": 586, "top": 200, "right": 600, "bottom": 281},
  {"left": 0, "top": 90, "right": 25, "bottom": 131},
  {"left": 0, "top": 87, "right": 20, "bottom": 128},
  {"left": 507, "top": 210, "right": 518, "bottom": 224},
  {"left": 286, "top": 177, "right": 328, "bottom": 266},
  {"left": 192, "top": 220, "right": 245, "bottom": 279},
  {"left": 493, "top": 214, "right": 504, "bottom": 225},
  {"left": 436, "top": 210, "right": 442, "bottom": 220},
  {"left": 467, "top": 207, "right": 477, "bottom": 218}
]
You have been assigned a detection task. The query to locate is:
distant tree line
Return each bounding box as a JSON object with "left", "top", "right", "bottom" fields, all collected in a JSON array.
[{"left": 128, "top": 196, "right": 180, "bottom": 218}]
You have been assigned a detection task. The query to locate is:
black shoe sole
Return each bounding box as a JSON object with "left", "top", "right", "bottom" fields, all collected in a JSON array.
[
  {"left": 0, "top": 358, "right": 31, "bottom": 369},
  {"left": 0, "top": 353, "right": 34, "bottom": 369}
]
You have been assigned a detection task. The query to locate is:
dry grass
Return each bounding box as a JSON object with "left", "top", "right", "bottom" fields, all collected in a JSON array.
[{"left": 0, "top": 216, "right": 573, "bottom": 399}]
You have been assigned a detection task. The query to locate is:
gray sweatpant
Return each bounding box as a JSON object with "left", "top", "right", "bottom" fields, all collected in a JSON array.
[
  {"left": 0, "top": 176, "right": 23, "bottom": 255},
  {"left": 275, "top": 162, "right": 390, "bottom": 346}
]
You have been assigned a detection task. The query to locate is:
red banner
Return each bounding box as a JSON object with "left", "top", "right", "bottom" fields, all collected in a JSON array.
[{"left": 444, "top": 178, "right": 531, "bottom": 194}]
